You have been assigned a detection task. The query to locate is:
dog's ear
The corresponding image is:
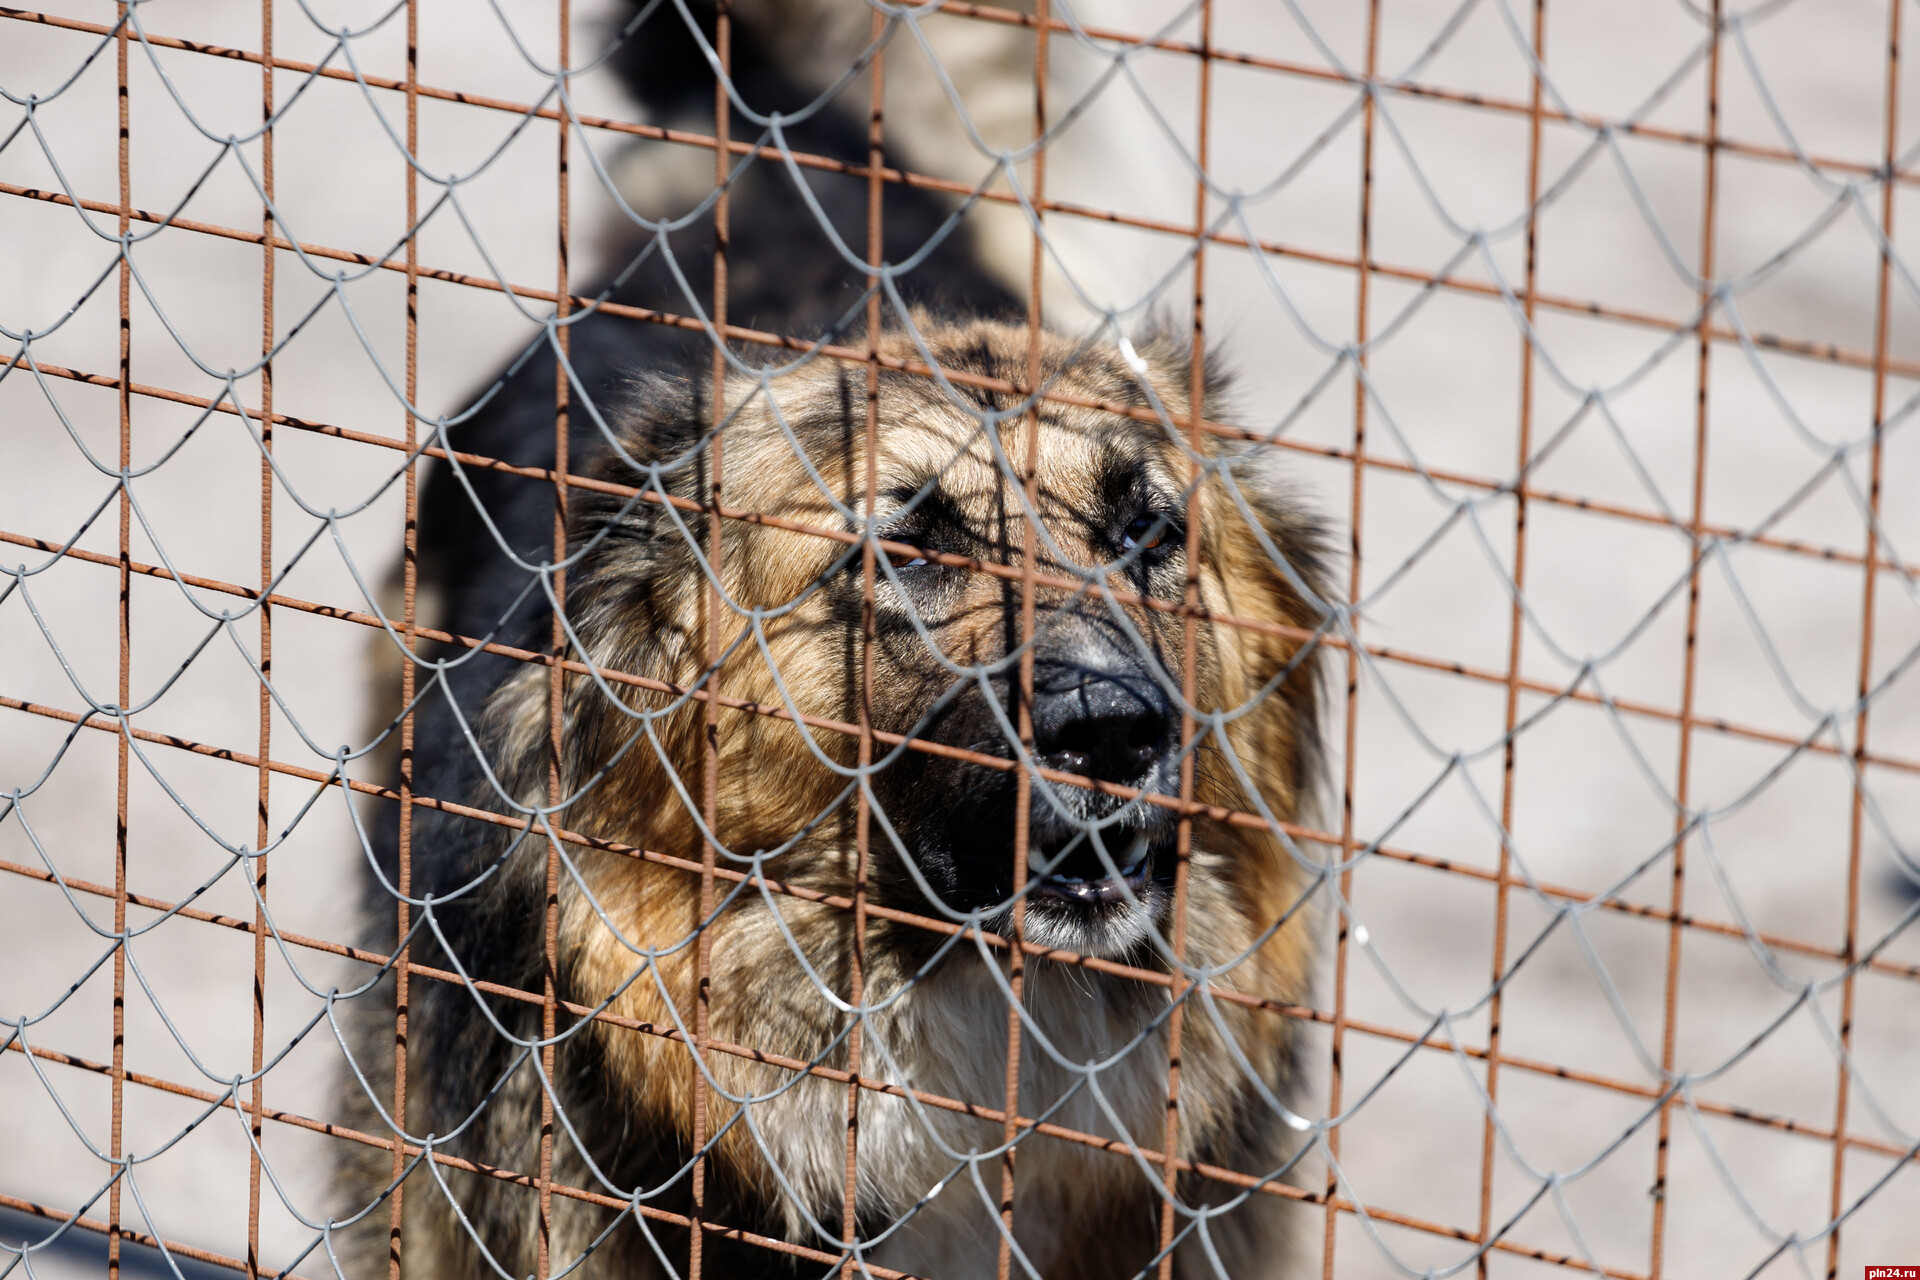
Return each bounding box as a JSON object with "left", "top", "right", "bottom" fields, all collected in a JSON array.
[
  {"left": 1126, "top": 320, "right": 1334, "bottom": 810},
  {"left": 1205, "top": 445, "right": 1337, "bottom": 815},
  {"left": 1121, "top": 318, "right": 1331, "bottom": 616},
  {"left": 1128, "top": 315, "right": 1236, "bottom": 425},
  {"left": 560, "top": 372, "right": 710, "bottom": 624},
  {"left": 599, "top": 371, "right": 707, "bottom": 473},
  {"left": 1223, "top": 452, "right": 1336, "bottom": 614}
]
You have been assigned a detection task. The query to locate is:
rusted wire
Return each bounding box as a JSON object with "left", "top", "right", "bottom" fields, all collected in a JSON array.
[
  {"left": 245, "top": 2, "right": 276, "bottom": 1276},
  {"left": 9, "top": 170, "right": 1920, "bottom": 409},
  {"left": 0, "top": 1038, "right": 1676, "bottom": 1280},
  {"left": 1478, "top": 2, "right": 1548, "bottom": 1273},
  {"left": 8, "top": 857, "right": 1913, "bottom": 1168},
  {"left": 1157, "top": 2, "right": 1213, "bottom": 1274},
  {"left": 1322, "top": 4, "right": 1382, "bottom": 1275},
  {"left": 9, "top": 315, "right": 1912, "bottom": 590},
  {"left": 995, "top": 10, "right": 1048, "bottom": 1277},
  {"left": 384, "top": 4, "right": 421, "bottom": 1277},
  {"left": 1825, "top": 3, "right": 1904, "bottom": 1276},
  {"left": 533, "top": 2, "right": 573, "bottom": 1275},
  {"left": 1648, "top": 6, "right": 1725, "bottom": 1274},
  {"left": 688, "top": 7, "right": 730, "bottom": 1279},
  {"left": 10, "top": 508, "right": 1920, "bottom": 800},
  {"left": 843, "top": 3, "right": 888, "bottom": 1268},
  {"left": 108, "top": 9, "right": 132, "bottom": 1279},
  {"left": 9, "top": 684, "right": 1918, "bottom": 992}
]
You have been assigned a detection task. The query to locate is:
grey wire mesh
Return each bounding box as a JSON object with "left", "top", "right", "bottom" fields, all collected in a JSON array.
[{"left": 2, "top": 1, "right": 1919, "bottom": 1279}]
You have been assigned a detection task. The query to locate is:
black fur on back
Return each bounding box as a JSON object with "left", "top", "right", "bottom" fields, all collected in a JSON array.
[{"left": 339, "top": 5, "right": 1017, "bottom": 1275}]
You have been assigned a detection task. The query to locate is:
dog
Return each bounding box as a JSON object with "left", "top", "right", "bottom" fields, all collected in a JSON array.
[{"left": 336, "top": 5, "right": 1331, "bottom": 1279}]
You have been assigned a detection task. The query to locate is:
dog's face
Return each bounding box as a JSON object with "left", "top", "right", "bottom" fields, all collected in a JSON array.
[
  {"left": 565, "top": 320, "right": 1326, "bottom": 962},
  {"left": 837, "top": 365, "right": 1203, "bottom": 958}
]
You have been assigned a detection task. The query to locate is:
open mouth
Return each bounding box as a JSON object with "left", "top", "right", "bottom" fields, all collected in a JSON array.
[{"left": 1024, "top": 828, "right": 1158, "bottom": 906}]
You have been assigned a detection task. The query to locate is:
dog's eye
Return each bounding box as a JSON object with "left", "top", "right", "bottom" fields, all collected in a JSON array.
[
  {"left": 878, "top": 536, "right": 928, "bottom": 571},
  {"left": 1122, "top": 514, "right": 1174, "bottom": 553}
]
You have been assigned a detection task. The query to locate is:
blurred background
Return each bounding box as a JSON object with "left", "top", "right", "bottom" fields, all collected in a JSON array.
[{"left": 3, "top": 0, "right": 1918, "bottom": 1277}]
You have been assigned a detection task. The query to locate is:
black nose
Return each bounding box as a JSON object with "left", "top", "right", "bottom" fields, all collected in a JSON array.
[{"left": 1030, "top": 666, "right": 1174, "bottom": 785}]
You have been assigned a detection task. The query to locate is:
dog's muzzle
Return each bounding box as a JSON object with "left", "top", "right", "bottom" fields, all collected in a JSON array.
[{"left": 1020, "top": 643, "right": 1179, "bottom": 906}]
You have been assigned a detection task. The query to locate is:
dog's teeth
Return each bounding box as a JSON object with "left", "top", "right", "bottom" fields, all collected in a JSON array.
[
  {"left": 1028, "top": 844, "right": 1050, "bottom": 876},
  {"left": 1121, "top": 830, "right": 1151, "bottom": 874}
]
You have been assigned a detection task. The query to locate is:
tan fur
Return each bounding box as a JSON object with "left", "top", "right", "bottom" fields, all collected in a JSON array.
[{"left": 349, "top": 319, "right": 1330, "bottom": 1280}]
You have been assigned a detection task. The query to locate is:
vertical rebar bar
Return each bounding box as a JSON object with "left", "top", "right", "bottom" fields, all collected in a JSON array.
[
  {"left": 1155, "top": 5, "right": 1214, "bottom": 1275},
  {"left": 537, "top": 4, "right": 573, "bottom": 1276},
  {"left": 996, "top": 7, "right": 1048, "bottom": 1277},
  {"left": 386, "top": 2, "right": 422, "bottom": 1274},
  {"left": 842, "top": 6, "right": 887, "bottom": 1270},
  {"left": 1648, "top": 4, "right": 1723, "bottom": 1275},
  {"left": 109, "top": 8, "right": 132, "bottom": 1278},
  {"left": 245, "top": 2, "right": 276, "bottom": 1274},
  {"left": 1825, "top": 4, "right": 1902, "bottom": 1275},
  {"left": 1322, "top": 4, "right": 1381, "bottom": 1274},
  {"left": 690, "top": 7, "right": 731, "bottom": 1278},
  {"left": 1477, "top": 3, "right": 1547, "bottom": 1272}
]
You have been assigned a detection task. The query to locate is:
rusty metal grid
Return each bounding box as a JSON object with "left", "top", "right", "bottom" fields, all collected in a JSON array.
[{"left": 2, "top": 2, "right": 1919, "bottom": 1279}]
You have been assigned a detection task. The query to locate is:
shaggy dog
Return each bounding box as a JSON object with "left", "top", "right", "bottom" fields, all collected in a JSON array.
[{"left": 337, "top": 5, "right": 1331, "bottom": 1279}]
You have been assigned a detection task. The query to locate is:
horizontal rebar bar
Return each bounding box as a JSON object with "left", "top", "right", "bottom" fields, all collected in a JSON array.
[
  {"left": 0, "top": 1192, "right": 316, "bottom": 1280},
  {"left": 2, "top": 1, "right": 1909, "bottom": 206},
  {"left": 8, "top": 869, "right": 1910, "bottom": 1168},
  {"left": 7, "top": 421, "right": 1917, "bottom": 788},
  {"left": 14, "top": 310, "right": 1911, "bottom": 598},
  {"left": 2, "top": 686, "right": 1914, "bottom": 1015},
  {"left": 0, "top": 1039, "right": 1664, "bottom": 1280},
  {"left": 0, "top": 1175, "right": 918, "bottom": 1280},
  {"left": 5, "top": 548, "right": 1917, "bottom": 980},
  {"left": 8, "top": 510, "right": 1918, "bottom": 778},
  {"left": 8, "top": 164, "right": 1917, "bottom": 404}
]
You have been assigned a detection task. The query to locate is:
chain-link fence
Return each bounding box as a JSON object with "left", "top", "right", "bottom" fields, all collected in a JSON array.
[{"left": 4, "top": 1, "right": 1919, "bottom": 1278}]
